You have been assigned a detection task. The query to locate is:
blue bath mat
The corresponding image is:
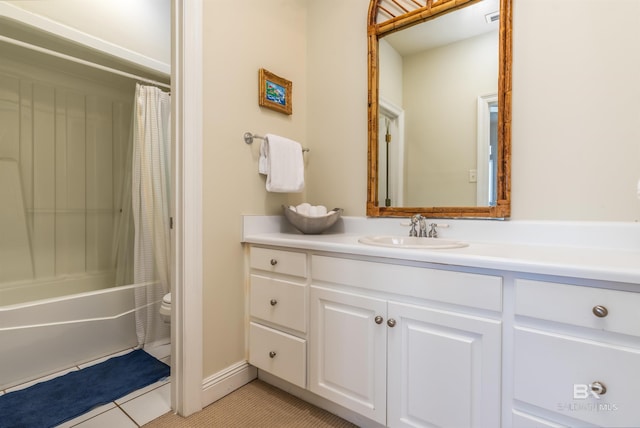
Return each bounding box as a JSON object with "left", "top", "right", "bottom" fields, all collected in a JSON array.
[{"left": 0, "top": 349, "right": 169, "bottom": 428}]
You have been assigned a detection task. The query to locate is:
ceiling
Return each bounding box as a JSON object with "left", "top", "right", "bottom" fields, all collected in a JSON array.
[{"left": 382, "top": 0, "right": 500, "bottom": 56}]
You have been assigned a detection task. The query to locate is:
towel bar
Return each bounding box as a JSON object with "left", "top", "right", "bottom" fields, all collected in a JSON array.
[{"left": 244, "top": 132, "right": 309, "bottom": 152}]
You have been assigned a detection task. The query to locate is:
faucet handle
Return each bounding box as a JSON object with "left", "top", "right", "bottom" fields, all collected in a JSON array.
[
  {"left": 428, "top": 223, "right": 449, "bottom": 238},
  {"left": 430, "top": 223, "right": 449, "bottom": 229},
  {"left": 408, "top": 214, "right": 421, "bottom": 237},
  {"left": 409, "top": 222, "right": 418, "bottom": 237}
]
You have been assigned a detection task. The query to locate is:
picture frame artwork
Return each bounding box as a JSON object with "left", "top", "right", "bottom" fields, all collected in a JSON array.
[{"left": 259, "top": 68, "right": 292, "bottom": 115}]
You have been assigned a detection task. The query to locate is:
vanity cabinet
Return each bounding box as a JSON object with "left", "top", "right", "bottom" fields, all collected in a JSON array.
[
  {"left": 248, "top": 247, "right": 308, "bottom": 388},
  {"left": 309, "top": 255, "right": 502, "bottom": 427},
  {"left": 513, "top": 279, "right": 640, "bottom": 428},
  {"left": 246, "top": 242, "right": 640, "bottom": 428}
]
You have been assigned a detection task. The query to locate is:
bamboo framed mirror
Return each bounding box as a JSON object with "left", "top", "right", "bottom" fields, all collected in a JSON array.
[{"left": 367, "top": 0, "right": 512, "bottom": 218}]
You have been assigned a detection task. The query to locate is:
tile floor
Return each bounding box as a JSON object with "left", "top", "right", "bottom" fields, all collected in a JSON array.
[{"left": 0, "top": 344, "right": 172, "bottom": 428}]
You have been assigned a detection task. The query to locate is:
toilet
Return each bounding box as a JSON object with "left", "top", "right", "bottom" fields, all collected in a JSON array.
[{"left": 159, "top": 293, "right": 171, "bottom": 323}]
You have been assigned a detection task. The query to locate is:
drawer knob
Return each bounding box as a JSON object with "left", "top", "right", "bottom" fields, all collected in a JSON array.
[
  {"left": 592, "top": 305, "right": 609, "bottom": 318},
  {"left": 374, "top": 315, "right": 383, "bottom": 324},
  {"left": 270, "top": 299, "right": 278, "bottom": 306},
  {"left": 591, "top": 381, "right": 607, "bottom": 396},
  {"left": 269, "top": 351, "right": 277, "bottom": 358},
  {"left": 270, "top": 259, "right": 278, "bottom": 266},
  {"left": 387, "top": 318, "right": 396, "bottom": 328}
]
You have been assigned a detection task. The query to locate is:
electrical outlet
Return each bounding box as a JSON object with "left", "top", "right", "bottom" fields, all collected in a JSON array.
[{"left": 469, "top": 169, "right": 477, "bottom": 183}]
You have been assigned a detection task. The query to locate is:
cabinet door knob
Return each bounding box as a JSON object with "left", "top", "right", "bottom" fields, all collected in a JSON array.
[
  {"left": 374, "top": 315, "right": 384, "bottom": 324},
  {"left": 591, "top": 381, "right": 607, "bottom": 396},
  {"left": 269, "top": 351, "right": 277, "bottom": 358},
  {"left": 592, "top": 305, "right": 608, "bottom": 318},
  {"left": 387, "top": 318, "right": 396, "bottom": 328},
  {"left": 270, "top": 259, "right": 278, "bottom": 266},
  {"left": 270, "top": 299, "right": 278, "bottom": 306}
]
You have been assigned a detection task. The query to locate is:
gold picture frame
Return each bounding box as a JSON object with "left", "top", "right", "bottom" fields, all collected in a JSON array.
[{"left": 258, "top": 68, "right": 292, "bottom": 115}]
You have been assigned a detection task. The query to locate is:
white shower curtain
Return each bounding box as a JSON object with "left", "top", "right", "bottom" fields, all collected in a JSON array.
[{"left": 130, "top": 83, "right": 172, "bottom": 347}]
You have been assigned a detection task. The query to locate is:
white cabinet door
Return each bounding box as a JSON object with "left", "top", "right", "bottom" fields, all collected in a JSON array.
[
  {"left": 387, "top": 301, "right": 502, "bottom": 428},
  {"left": 514, "top": 326, "right": 640, "bottom": 428},
  {"left": 309, "top": 286, "right": 388, "bottom": 425}
]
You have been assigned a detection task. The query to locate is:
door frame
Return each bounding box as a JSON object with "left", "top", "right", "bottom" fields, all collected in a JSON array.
[
  {"left": 379, "top": 97, "right": 405, "bottom": 207},
  {"left": 476, "top": 93, "right": 498, "bottom": 206},
  {"left": 171, "top": 0, "right": 203, "bottom": 416}
]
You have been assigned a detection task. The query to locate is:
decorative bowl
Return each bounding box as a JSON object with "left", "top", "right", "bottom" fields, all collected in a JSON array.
[{"left": 282, "top": 206, "right": 343, "bottom": 234}]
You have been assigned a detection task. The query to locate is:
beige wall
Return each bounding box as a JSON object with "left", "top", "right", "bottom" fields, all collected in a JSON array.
[
  {"left": 201, "top": 0, "right": 308, "bottom": 377},
  {"left": 379, "top": 38, "right": 403, "bottom": 108},
  {"left": 511, "top": 0, "right": 640, "bottom": 220},
  {"left": 403, "top": 31, "right": 498, "bottom": 206},
  {"left": 305, "top": 0, "right": 370, "bottom": 212}
]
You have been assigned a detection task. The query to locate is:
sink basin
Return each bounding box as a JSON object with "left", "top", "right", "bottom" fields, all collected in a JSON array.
[{"left": 358, "top": 235, "right": 468, "bottom": 249}]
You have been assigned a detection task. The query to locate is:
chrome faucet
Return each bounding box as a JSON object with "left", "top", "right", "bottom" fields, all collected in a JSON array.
[
  {"left": 410, "top": 214, "right": 428, "bottom": 237},
  {"left": 409, "top": 216, "right": 448, "bottom": 238}
]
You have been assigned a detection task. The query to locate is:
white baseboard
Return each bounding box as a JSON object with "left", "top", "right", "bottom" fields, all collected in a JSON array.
[{"left": 201, "top": 361, "right": 257, "bottom": 407}]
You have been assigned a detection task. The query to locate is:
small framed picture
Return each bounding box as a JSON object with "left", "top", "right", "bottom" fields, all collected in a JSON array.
[{"left": 258, "top": 68, "right": 292, "bottom": 115}]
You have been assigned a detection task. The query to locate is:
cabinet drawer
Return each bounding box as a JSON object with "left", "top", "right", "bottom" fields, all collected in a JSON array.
[
  {"left": 312, "top": 255, "right": 502, "bottom": 312},
  {"left": 515, "top": 279, "right": 640, "bottom": 337},
  {"left": 514, "top": 327, "right": 640, "bottom": 427},
  {"left": 250, "top": 274, "right": 306, "bottom": 333},
  {"left": 251, "top": 247, "right": 307, "bottom": 278},
  {"left": 249, "top": 322, "right": 306, "bottom": 388}
]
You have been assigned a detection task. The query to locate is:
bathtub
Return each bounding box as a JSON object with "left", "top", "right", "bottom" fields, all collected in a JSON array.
[
  {"left": 0, "top": 280, "right": 166, "bottom": 389},
  {"left": 0, "top": 272, "right": 116, "bottom": 307}
]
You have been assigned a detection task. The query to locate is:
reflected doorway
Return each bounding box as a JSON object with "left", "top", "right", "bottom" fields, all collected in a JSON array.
[
  {"left": 378, "top": 98, "right": 405, "bottom": 207},
  {"left": 477, "top": 94, "right": 498, "bottom": 206}
]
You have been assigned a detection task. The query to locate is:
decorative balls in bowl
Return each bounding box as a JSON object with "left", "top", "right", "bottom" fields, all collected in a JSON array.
[{"left": 283, "top": 204, "right": 343, "bottom": 234}]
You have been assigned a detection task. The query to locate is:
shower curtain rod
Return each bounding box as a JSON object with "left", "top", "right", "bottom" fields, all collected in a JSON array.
[{"left": 0, "top": 34, "right": 171, "bottom": 90}]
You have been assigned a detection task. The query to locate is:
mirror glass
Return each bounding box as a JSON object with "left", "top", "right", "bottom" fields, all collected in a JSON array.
[{"left": 367, "top": 0, "right": 511, "bottom": 218}]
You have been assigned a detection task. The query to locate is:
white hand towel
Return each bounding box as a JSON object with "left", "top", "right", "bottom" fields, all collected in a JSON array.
[
  {"left": 259, "top": 140, "right": 268, "bottom": 175},
  {"left": 263, "top": 134, "right": 305, "bottom": 193}
]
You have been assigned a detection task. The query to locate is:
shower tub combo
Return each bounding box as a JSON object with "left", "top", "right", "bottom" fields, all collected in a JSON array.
[{"left": 0, "top": 31, "right": 170, "bottom": 389}]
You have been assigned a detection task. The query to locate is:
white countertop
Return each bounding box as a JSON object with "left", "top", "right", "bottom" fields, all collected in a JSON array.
[{"left": 242, "top": 216, "right": 640, "bottom": 284}]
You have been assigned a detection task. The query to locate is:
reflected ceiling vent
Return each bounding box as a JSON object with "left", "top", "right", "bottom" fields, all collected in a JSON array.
[{"left": 485, "top": 11, "right": 500, "bottom": 23}]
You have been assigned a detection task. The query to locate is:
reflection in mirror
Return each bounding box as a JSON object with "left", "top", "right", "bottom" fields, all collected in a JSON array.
[
  {"left": 477, "top": 94, "right": 498, "bottom": 206},
  {"left": 368, "top": 0, "right": 512, "bottom": 218}
]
